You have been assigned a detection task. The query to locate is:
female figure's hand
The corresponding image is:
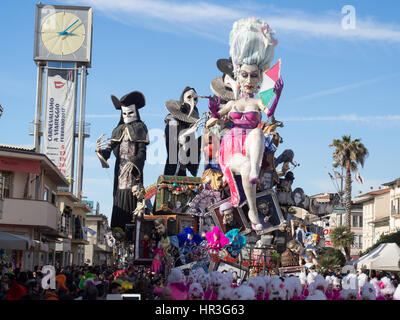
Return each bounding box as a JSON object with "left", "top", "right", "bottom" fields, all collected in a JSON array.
[
  {"left": 208, "top": 96, "right": 221, "bottom": 119},
  {"left": 267, "top": 76, "right": 284, "bottom": 118}
]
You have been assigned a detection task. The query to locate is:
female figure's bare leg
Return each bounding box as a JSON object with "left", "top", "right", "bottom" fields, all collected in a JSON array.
[
  {"left": 230, "top": 154, "right": 262, "bottom": 231},
  {"left": 245, "top": 128, "right": 265, "bottom": 184}
]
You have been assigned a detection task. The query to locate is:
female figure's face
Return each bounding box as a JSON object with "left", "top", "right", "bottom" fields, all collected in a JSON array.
[
  {"left": 237, "top": 64, "right": 260, "bottom": 95},
  {"left": 294, "top": 193, "right": 302, "bottom": 205}
]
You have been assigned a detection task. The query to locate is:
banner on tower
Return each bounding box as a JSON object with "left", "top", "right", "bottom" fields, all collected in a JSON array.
[{"left": 43, "top": 68, "right": 76, "bottom": 181}]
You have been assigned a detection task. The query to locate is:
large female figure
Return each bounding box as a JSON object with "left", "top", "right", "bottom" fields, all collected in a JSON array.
[{"left": 207, "top": 18, "right": 283, "bottom": 231}]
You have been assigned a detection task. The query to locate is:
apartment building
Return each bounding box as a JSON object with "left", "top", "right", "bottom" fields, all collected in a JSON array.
[
  {"left": 84, "top": 213, "right": 113, "bottom": 266},
  {"left": 382, "top": 177, "right": 400, "bottom": 233},
  {"left": 55, "top": 190, "right": 91, "bottom": 267},
  {"left": 0, "top": 144, "right": 69, "bottom": 269},
  {"left": 353, "top": 188, "right": 390, "bottom": 251}
]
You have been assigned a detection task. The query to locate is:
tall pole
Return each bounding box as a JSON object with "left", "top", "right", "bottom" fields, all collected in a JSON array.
[
  {"left": 34, "top": 64, "right": 44, "bottom": 152},
  {"left": 75, "top": 65, "right": 87, "bottom": 200},
  {"left": 69, "top": 68, "right": 79, "bottom": 194}
]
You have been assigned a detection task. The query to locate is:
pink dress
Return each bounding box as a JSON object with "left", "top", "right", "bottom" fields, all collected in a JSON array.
[
  {"left": 168, "top": 283, "right": 189, "bottom": 300},
  {"left": 219, "top": 111, "right": 261, "bottom": 206},
  {"left": 206, "top": 227, "right": 230, "bottom": 253},
  {"left": 151, "top": 248, "right": 164, "bottom": 274}
]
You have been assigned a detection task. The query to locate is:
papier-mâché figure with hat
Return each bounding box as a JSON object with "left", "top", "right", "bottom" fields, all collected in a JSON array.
[
  {"left": 96, "top": 91, "right": 149, "bottom": 231},
  {"left": 164, "top": 87, "right": 202, "bottom": 177}
]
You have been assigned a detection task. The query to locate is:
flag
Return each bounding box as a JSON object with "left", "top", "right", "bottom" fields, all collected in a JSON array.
[
  {"left": 260, "top": 88, "right": 275, "bottom": 107},
  {"left": 259, "top": 59, "right": 281, "bottom": 107},
  {"left": 82, "top": 227, "right": 96, "bottom": 240},
  {"left": 355, "top": 171, "right": 364, "bottom": 184},
  {"left": 334, "top": 171, "right": 343, "bottom": 179}
]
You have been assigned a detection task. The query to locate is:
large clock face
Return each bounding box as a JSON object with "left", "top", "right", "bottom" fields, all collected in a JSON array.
[{"left": 41, "top": 11, "right": 86, "bottom": 56}]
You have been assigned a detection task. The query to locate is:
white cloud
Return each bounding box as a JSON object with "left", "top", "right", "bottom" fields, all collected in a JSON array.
[
  {"left": 290, "top": 74, "right": 400, "bottom": 102},
  {"left": 86, "top": 113, "right": 164, "bottom": 119},
  {"left": 280, "top": 114, "right": 400, "bottom": 122},
  {"left": 64, "top": 0, "right": 400, "bottom": 43}
]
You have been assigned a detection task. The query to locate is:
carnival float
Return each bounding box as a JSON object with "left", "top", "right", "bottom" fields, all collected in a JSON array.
[{"left": 95, "top": 17, "right": 340, "bottom": 279}]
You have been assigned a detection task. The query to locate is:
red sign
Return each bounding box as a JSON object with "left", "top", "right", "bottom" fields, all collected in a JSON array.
[
  {"left": 323, "top": 228, "right": 333, "bottom": 247},
  {"left": 0, "top": 157, "right": 41, "bottom": 174},
  {"left": 54, "top": 81, "right": 65, "bottom": 89}
]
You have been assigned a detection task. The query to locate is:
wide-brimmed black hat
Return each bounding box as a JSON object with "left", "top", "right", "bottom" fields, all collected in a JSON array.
[
  {"left": 166, "top": 87, "right": 200, "bottom": 124},
  {"left": 111, "top": 91, "right": 146, "bottom": 110},
  {"left": 165, "top": 100, "right": 200, "bottom": 124},
  {"left": 216, "top": 58, "right": 234, "bottom": 79},
  {"left": 210, "top": 76, "right": 235, "bottom": 102}
]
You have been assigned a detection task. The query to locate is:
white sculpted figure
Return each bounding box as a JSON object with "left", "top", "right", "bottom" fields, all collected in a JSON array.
[{"left": 207, "top": 18, "right": 283, "bottom": 231}]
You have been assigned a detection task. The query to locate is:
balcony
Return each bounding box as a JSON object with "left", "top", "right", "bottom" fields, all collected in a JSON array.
[
  {"left": 0, "top": 198, "right": 58, "bottom": 231},
  {"left": 391, "top": 209, "right": 400, "bottom": 218}
]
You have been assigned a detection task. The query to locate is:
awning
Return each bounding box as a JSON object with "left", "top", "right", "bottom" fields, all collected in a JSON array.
[
  {"left": 0, "top": 232, "right": 34, "bottom": 250},
  {"left": 0, "top": 156, "right": 40, "bottom": 174},
  {"left": 34, "top": 240, "right": 49, "bottom": 252},
  {"left": 55, "top": 241, "right": 71, "bottom": 252},
  {"left": 352, "top": 243, "right": 400, "bottom": 271}
]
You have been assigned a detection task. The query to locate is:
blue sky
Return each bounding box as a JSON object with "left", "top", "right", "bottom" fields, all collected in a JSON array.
[{"left": 1, "top": 0, "right": 400, "bottom": 222}]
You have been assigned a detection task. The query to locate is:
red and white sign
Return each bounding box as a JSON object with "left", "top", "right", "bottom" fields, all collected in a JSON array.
[
  {"left": 323, "top": 228, "right": 333, "bottom": 247},
  {"left": 43, "top": 70, "right": 75, "bottom": 180}
]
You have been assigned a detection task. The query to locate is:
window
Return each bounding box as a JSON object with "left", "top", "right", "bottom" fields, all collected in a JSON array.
[
  {"left": 51, "top": 191, "right": 56, "bottom": 205},
  {"left": 392, "top": 198, "right": 400, "bottom": 215},
  {"left": 338, "top": 214, "right": 343, "bottom": 226},
  {"left": 43, "top": 187, "right": 49, "bottom": 201},
  {"left": 352, "top": 215, "right": 362, "bottom": 228},
  {"left": 352, "top": 215, "right": 357, "bottom": 227},
  {"left": 352, "top": 235, "right": 363, "bottom": 249},
  {"left": 0, "top": 171, "right": 13, "bottom": 198}
]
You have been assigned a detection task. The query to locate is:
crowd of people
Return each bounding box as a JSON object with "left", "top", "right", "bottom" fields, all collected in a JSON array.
[
  {"left": 0, "top": 263, "right": 161, "bottom": 300},
  {"left": 154, "top": 268, "right": 400, "bottom": 300},
  {"left": 1, "top": 261, "right": 400, "bottom": 300}
]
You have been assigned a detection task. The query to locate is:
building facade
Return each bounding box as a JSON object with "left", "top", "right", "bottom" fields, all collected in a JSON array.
[
  {"left": 84, "top": 214, "right": 113, "bottom": 266},
  {"left": 383, "top": 177, "right": 400, "bottom": 233},
  {"left": 353, "top": 188, "right": 390, "bottom": 251},
  {"left": 0, "top": 144, "right": 69, "bottom": 269}
]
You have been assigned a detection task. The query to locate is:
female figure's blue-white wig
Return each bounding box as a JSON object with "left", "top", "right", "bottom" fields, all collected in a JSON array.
[{"left": 229, "top": 17, "right": 276, "bottom": 75}]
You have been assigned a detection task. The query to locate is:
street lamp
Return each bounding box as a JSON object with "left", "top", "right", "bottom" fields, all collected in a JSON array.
[{"left": 0, "top": 105, "right": 3, "bottom": 118}]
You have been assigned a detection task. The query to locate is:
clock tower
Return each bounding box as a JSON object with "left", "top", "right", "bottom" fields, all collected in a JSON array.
[{"left": 32, "top": 4, "right": 93, "bottom": 199}]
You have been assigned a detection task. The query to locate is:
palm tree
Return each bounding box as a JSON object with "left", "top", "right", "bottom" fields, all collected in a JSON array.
[
  {"left": 330, "top": 226, "right": 355, "bottom": 262},
  {"left": 330, "top": 135, "right": 368, "bottom": 227}
]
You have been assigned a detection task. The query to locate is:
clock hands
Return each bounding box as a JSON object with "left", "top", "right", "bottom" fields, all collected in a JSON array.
[{"left": 59, "top": 18, "right": 80, "bottom": 36}]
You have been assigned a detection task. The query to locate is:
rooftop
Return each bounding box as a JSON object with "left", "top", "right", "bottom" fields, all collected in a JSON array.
[
  {"left": 0, "top": 144, "right": 35, "bottom": 152},
  {"left": 382, "top": 177, "right": 400, "bottom": 187},
  {"left": 0, "top": 143, "right": 69, "bottom": 187}
]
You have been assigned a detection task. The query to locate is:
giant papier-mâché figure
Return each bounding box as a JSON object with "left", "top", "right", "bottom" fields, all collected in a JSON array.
[
  {"left": 207, "top": 17, "right": 283, "bottom": 231},
  {"left": 164, "top": 87, "right": 202, "bottom": 177},
  {"left": 96, "top": 91, "right": 149, "bottom": 230},
  {"left": 201, "top": 58, "right": 237, "bottom": 191}
]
